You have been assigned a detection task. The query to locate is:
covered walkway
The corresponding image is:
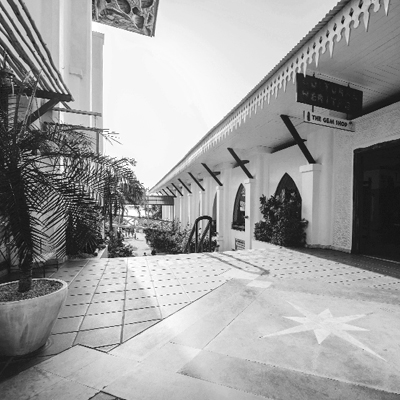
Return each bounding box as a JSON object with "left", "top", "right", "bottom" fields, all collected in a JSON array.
[{"left": 1, "top": 246, "right": 400, "bottom": 399}]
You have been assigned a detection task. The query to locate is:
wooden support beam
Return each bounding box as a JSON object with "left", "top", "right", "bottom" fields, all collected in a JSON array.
[
  {"left": 227, "top": 148, "right": 253, "bottom": 179},
  {"left": 166, "top": 186, "right": 177, "bottom": 197},
  {"left": 188, "top": 173, "right": 205, "bottom": 191},
  {"left": 201, "top": 163, "right": 223, "bottom": 187},
  {"left": 27, "top": 97, "right": 60, "bottom": 126},
  {"left": 280, "top": 115, "right": 316, "bottom": 164},
  {"left": 162, "top": 189, "right": 171, "bottom": 197},
  {"left": 178, "top": 179, "right": 192, "bottom": 194},
  {"left": 171, "top": 183, "right": 183, "bottom": 196}
]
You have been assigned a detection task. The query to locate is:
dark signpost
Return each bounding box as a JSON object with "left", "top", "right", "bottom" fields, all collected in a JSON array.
[{"left": 296, "top": 74, "right": 363, "bottom": 115}]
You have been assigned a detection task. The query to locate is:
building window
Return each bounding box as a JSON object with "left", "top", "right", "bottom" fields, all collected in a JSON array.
[
  {"left": 232, "top": 184, "right": 245, "bottom": 231},
  {"left": 275, "top": 173, "right": 300, "bottom": 198}
]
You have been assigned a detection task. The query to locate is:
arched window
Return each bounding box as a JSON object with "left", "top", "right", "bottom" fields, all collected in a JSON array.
[
  {"left": 275, "top": 173, "right": 301, "bottom": 200},
  {"left": 232, "top": 184, "right": 245, "bottom": 231}
]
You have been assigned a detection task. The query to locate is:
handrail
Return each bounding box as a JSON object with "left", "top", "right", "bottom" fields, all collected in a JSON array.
[{"left": 185, "top": 215, "right": 213, "bottom": 253}]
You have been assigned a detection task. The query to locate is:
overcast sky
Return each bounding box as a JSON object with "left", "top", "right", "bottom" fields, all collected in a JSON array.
[{"left": 94, "top": 0, "right": 340, "bottom": 189}]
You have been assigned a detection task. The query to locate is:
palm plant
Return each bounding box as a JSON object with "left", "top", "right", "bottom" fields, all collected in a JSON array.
[{"left": 0, "top": 82, "right": 144, "bottom": 293}]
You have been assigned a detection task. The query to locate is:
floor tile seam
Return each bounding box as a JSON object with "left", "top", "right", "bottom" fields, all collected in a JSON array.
[
  {"left": 119, "top": 259, "right": 131, "bottom": 345},
  {"left": 144, "top": 257, "right": 164, "bottom": 319},
  {"left": 72, "top": 262, "right": 110, "bottom": 346},
  {"left": 266, "top": 286, "right": 400, "bottom": 307},
  {"left": 49, "top": 260, "right": 90, "bottom": 285},
  {"left": 211, "top": 253, "right": 270, "bottom": 274},
  {"left": 194, "top": 351, "right": 400, "bottom": 396},
  {"left": 162, "top": 258, "right": 193, "bottom": 304},
  {"left": 205, "top": 253, "right": 263, "bottom": 276},
  {"left": 177, "top": 368, "right": 274, "bottom": 400},
  {"left": 200, "top": 286, "right": 269, "bottom": 349}
]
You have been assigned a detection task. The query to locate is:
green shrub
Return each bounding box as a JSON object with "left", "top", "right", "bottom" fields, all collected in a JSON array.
[
  {"left": 108, "top": 235, "right": 134, "bottom": 258},
  {"left": 254, "top": 189, "right": 307, "bottom": 247},
  {"left": 144, "top": 220, "right": 191, "bottom": 254}
]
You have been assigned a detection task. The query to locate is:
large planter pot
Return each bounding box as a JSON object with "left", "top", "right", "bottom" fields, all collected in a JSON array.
[{"left": 0, "top": 278, "right": 68, "bottom": 356}]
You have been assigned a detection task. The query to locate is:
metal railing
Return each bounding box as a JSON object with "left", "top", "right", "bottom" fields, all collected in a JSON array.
[{"left": 185, "top": 215, "right": 213, "bottom": 253}]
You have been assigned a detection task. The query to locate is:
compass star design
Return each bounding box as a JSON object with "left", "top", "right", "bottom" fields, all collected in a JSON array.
[{"left": 261, "top": 302, "right": 385, "bottom": 361}]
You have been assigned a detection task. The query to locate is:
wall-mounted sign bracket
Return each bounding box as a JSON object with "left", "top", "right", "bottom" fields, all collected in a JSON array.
[
  {"left": 178, "top": 179, "right": 192, "bottom": 194},
  {"left": 188, "top": 173, "right": 205, "bottom": 191},
  {"left": 227, "top": 148, "right": 253, "bottom": 179},
  {"left": 201, "top": 163, "right": 223, "bottom": 186},
  {"left": 171, "top": 183, "right": 183, "bottom": 196},
  {"left": 280, "top": 115, "right": 315, "bottom": 164}
]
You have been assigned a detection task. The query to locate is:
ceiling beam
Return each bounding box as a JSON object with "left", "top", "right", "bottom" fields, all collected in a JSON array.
[
  {"left": 178, "top": 178, "right": 192, "bottom": 194},
  {"left": 227, "top": 148, "right": 253, "bottom": 179},
  {"left": 188, "top": 172, "right": 205, "bottom": 191},
  {"left": 280, "top": 115, "right": 316, "bottom": 164},
  {"left": 166, "top": 187, "right": 176, "bottom": 197},
  {"left": 27, "top": 97, "right": 60, "bottom": 126},
  {"left": 171, "top": 183, "right": 183, "bottom": 196},
  {"left": 201, "top": 163, "right": 223, "bottom": 186}
]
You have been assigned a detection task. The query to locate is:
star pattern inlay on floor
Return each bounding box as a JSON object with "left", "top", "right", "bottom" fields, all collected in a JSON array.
[{"left": 261, "top": 302, "right": 385, "bottom": 361}]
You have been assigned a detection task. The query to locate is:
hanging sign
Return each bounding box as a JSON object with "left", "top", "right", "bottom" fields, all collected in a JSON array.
[
  {"left": 296, "top": 74, "right": 363, "bottom": 115},
  {"left": 303, "top": 111, "right": 355, "bottom": 132}
]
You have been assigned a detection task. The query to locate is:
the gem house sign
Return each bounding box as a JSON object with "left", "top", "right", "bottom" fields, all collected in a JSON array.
[
  {"left": 92, "top": 0, "right": 160, "bottom": 37},
  {"left": 296, "top": 73, "right": 363, "bottom": 115}
]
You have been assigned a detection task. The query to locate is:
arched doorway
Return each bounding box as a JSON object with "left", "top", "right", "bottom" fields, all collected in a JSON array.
[{"left": 232, "top": 184, "right": 245, "bottom": 231}]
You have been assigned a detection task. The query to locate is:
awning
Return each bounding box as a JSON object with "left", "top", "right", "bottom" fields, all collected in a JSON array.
[{"left": 0, "top": 0, "right": 73, "bottom": 107}]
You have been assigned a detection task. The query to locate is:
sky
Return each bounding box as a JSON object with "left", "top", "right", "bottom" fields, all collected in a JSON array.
[{"left": 94, "top": 0, "right": 340, "bottom": 189}]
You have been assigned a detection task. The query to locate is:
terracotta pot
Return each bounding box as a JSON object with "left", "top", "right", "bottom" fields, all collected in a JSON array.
[{"left": 0, "top": 278, "right": 68, "bottom": 356}]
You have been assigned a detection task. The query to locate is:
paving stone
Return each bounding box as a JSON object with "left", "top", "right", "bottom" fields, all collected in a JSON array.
[
  {"left": 87, "top": 300, "right": 124, "bottom": 315},
  {"left": 80, "top": 311, "right": 123, "bottom": 330},
  {"left": 142, "top": 342, "right": 201, "bottom": 373},
  {"left": 65, "top": 293, "right": 93, "bottom": 305},
  {"left": 92, "top": 291, "right": 126, "bottom": 303},
  {"left": 160, "top": 303, "right": 189, "bottom": 318},
  {"left": 75, "top": 326, "right": 122, "bottom": 348},
  {"left": 37, "top": 345, "right": 105, "bottom": 377},
  {"left": 180, "top": 350, "right": 400, "bottom": 400},
  {"left": 0, "top": 366, "right": 62, "bottom": 400},
  {"left": 124, "top": 307, "right": 161, "bottom": 324},
  {"left": 29, "top": 376, "right": 98, "bottom": 400},
  {"left": 124, "top": 296, "right": 158, "bottom": 310},
  {"left": 52, "top": 316, "right": 84, "bottom": 334},
  {"left": 66, "top": 352, "right": 138, "bottom": 390},
  {"left": 156, "top": 293, "right": 190, "bottom": 306},
  {"left": 104, "top": 364, "right": 266, "bottom": 400},
  {"left": 122, "top": 321, "right": 158, "bottom": 342},
  {"left": 58, "top": 303, "right": 90, "bottom": 318}
]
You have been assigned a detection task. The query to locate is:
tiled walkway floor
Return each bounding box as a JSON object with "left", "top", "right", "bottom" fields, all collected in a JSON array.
[
  {"left": 1, "top": 245, "right": 400, "bottom": 399},
  {"left": 0, "top": 253, "right": 229, "bottom": 382}
]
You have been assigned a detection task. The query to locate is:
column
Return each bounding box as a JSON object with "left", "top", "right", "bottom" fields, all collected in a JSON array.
[
  {"left": 216, "top": 186, "right": 224, "bottom": 251},
  {"left": 300, "top": 164, "right": 322, "bottom": 246},
  {"left": 244, "top": 178, "right": 255, "bottom": 249}
]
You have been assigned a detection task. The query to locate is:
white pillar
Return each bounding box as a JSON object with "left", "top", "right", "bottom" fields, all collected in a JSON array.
[
  {"left": 216, "top": 186, "right": 224, "bottom": 251},
  {"left": 244, "top": 178, "right": 255, "bottom": 249},
  {"left": 300, "top": 164, "right": 322, "bottom": 246},
  {"left": 187, "top": 193, "right": 193, "bottom": 226}
]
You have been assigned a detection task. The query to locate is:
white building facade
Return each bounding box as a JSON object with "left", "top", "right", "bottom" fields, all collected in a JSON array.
[{"left": 151, "top": 0, "right": 400, "bottom": 262}]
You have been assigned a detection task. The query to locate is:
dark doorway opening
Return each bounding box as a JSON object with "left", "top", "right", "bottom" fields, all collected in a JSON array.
[{"left": 353, "top": 139, "right": 400, "bottom": 262}]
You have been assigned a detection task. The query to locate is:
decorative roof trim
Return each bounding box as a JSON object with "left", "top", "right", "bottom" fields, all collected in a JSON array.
[{"left": 151, "top": 0, "right": 391, "bottom": 192}]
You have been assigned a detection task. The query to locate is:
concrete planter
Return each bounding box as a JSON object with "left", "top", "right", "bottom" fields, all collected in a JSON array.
[{"left": 0, "top": 278, "right": 68, "bottom": 356}]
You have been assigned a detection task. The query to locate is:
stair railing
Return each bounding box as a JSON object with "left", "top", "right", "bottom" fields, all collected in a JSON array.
[{"left": 185, "top": 215, "right": 213, "bottom": 253}]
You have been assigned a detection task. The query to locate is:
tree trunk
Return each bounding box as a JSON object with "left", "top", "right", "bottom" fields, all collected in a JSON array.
[{"left": 18, "top": 259, "right": 33, "bottom": 292}]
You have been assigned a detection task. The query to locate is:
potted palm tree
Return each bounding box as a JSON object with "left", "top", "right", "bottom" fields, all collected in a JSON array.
[{"left": 0, "top": 80, "right": 144, "bottom": 355}]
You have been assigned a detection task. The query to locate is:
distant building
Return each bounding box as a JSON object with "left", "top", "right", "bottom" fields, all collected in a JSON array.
[{"left": 150, "top": 0, "right": 400, "bottom": 262}]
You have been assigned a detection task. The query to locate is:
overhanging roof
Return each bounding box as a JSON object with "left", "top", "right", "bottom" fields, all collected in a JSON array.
[
  {"left": 150, "top": 0, "right": 398, "bottom": 193},
  {"left": 0, "top": 0, "right": 73, "bottom": 102}
]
